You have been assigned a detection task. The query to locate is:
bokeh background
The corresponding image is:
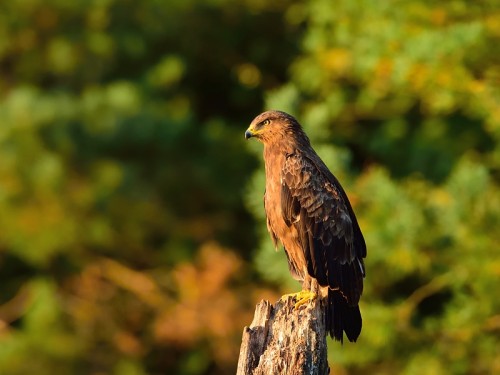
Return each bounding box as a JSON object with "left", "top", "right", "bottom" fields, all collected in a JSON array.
[{"left": 0, "top": 0, "right": 499, "bottom": 374}]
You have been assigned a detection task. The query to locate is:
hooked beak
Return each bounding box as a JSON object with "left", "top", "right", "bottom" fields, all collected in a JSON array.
[{"left": 245, "top": 128, "right": 255, "bottom": 140}]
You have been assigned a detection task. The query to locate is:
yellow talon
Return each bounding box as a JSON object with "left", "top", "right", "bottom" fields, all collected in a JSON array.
[{"left": 280, "top": 290, "right": 317, "bottom": 309}]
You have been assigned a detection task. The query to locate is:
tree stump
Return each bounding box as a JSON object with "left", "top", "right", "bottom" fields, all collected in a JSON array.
[{"left": 237, "top": 296, "right": 329, "bottom": 375}]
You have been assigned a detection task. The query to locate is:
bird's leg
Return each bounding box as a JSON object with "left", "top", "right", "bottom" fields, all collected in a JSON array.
[{"left": 280, "top": 276, "right": 318, "bottom": 309}]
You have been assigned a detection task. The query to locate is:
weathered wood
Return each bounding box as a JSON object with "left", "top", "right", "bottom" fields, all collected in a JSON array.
[{"left": 237, "top": 296, "right": 329, "bottom": 375}]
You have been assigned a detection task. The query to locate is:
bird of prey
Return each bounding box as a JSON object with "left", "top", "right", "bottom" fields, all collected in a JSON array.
[{"left": 245, "top": 110, "right": 366, "bottom": 343}]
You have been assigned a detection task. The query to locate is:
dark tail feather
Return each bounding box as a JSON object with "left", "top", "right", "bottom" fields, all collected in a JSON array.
[{"left": 325, "top": 289, "right": 362, "bottom": 343}]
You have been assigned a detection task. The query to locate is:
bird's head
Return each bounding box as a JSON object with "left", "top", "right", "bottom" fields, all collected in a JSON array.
[{"left": 245, "top": 110, "right": 303, "bottom": 144}]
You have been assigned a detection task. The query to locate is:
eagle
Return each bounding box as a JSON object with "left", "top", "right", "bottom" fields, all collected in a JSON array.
[{"left": 245, "top": 110, "right": 366, "bottom": 343}]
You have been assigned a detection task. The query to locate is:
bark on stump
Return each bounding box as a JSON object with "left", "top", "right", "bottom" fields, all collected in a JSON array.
[{"left": 237, "top": 296, "right": 329, "bottom": 375}]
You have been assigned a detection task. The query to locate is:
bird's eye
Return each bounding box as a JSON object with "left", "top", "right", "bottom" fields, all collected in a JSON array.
[{"left": 261, "top": 119, "right": 270, "bottom": 126}]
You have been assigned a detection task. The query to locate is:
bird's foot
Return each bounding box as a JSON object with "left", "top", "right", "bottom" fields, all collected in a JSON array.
[{"left": 280, "top": 290, "right": 317, "bottom": 309}]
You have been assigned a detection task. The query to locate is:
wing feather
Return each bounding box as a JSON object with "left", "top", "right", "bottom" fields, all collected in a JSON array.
[{"left": 281, "top": 152, "right": 366, "bottom": 305}]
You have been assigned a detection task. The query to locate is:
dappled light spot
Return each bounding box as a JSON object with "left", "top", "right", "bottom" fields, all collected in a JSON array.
[{"left": 235, "top": 63, "right": 262, "bottom": 88}]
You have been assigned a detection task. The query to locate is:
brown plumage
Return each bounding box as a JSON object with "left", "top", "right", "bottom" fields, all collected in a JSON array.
[{"left": 245, "top": 110, "right": 366, "bottom": 342}]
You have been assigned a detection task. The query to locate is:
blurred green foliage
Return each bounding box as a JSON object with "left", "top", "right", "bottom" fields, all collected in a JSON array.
[{"left": 0, "top": 0, "right": 499, "bottom": 374}]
